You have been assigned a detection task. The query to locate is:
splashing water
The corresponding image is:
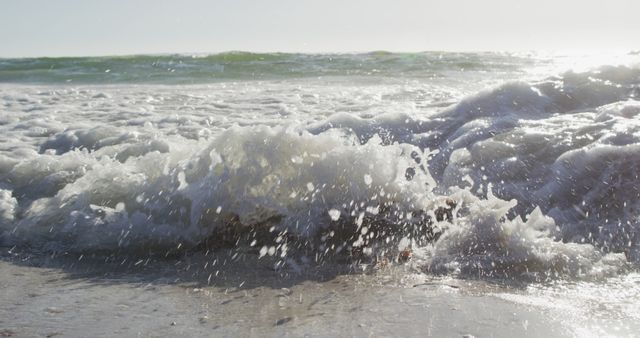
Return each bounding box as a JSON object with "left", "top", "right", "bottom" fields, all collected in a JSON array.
[{"left": 1, "top": 51, "right": 639, "bottom": 281}]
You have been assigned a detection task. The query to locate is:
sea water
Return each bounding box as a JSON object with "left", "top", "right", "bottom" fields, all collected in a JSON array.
[{"left": 1, "top": 51, "right": 639, "bottom": 283}]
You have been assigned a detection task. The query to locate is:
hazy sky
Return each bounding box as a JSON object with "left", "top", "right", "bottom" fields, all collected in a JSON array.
[{"left": 1, "top": 0, "right": 638, "bottom": 57}]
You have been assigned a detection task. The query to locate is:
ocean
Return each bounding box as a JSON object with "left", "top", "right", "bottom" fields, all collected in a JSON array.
[{"left": 1, "top": 51, "right": 640, "bottom": 337}]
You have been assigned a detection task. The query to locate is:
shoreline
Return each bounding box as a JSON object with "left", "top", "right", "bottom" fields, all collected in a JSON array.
[{"left": 2, "top": 250, "right": 638, "bottom": 337}]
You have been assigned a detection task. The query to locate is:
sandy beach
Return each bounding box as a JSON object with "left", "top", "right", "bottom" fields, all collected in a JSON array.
[{"left": 2, "top": 248, "right": 638, "bottom": 338}]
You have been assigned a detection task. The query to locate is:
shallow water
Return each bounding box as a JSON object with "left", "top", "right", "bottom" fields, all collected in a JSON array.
[{"left": 1, "top": 51, "right": 640, "bottom": 336}]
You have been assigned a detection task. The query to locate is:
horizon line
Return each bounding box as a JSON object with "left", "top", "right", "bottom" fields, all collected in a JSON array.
[{"left": 2, "top": 48, "right": 637, "bottom": 60}]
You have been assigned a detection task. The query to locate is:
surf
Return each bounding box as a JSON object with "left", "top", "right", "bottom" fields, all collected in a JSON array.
[{"left": 0, "top": 53, "right": 639, "bottom": 281}]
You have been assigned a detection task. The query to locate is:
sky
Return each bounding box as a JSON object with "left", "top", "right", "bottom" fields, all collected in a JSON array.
[{"left": 1, "top": 0, "right": 638, "bottom": 57}]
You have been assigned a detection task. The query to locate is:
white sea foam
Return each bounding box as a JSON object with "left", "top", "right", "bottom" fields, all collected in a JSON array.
[
  {"left": 424, "top": 188, "right": 628, "bottom": 280},
  {"left": 0, "top": 125, "right": 438, "bottom": 252},
  {"left": 0, "top": 59, "right": 639, "bottom": 279}
]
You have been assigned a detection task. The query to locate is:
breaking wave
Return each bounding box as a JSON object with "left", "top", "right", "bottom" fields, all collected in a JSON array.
[{"left": 1, "top": 62, "right": 640, "bottom": 280}]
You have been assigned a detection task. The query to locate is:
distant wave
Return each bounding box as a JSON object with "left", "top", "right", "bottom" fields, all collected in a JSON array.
[{"left": 0, "top": 51, "right": 531, "bottom": 84}]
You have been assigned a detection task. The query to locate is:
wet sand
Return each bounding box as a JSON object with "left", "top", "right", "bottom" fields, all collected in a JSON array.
[{"left": 0, "top": 249, "right": 637, "bottom": 338}]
